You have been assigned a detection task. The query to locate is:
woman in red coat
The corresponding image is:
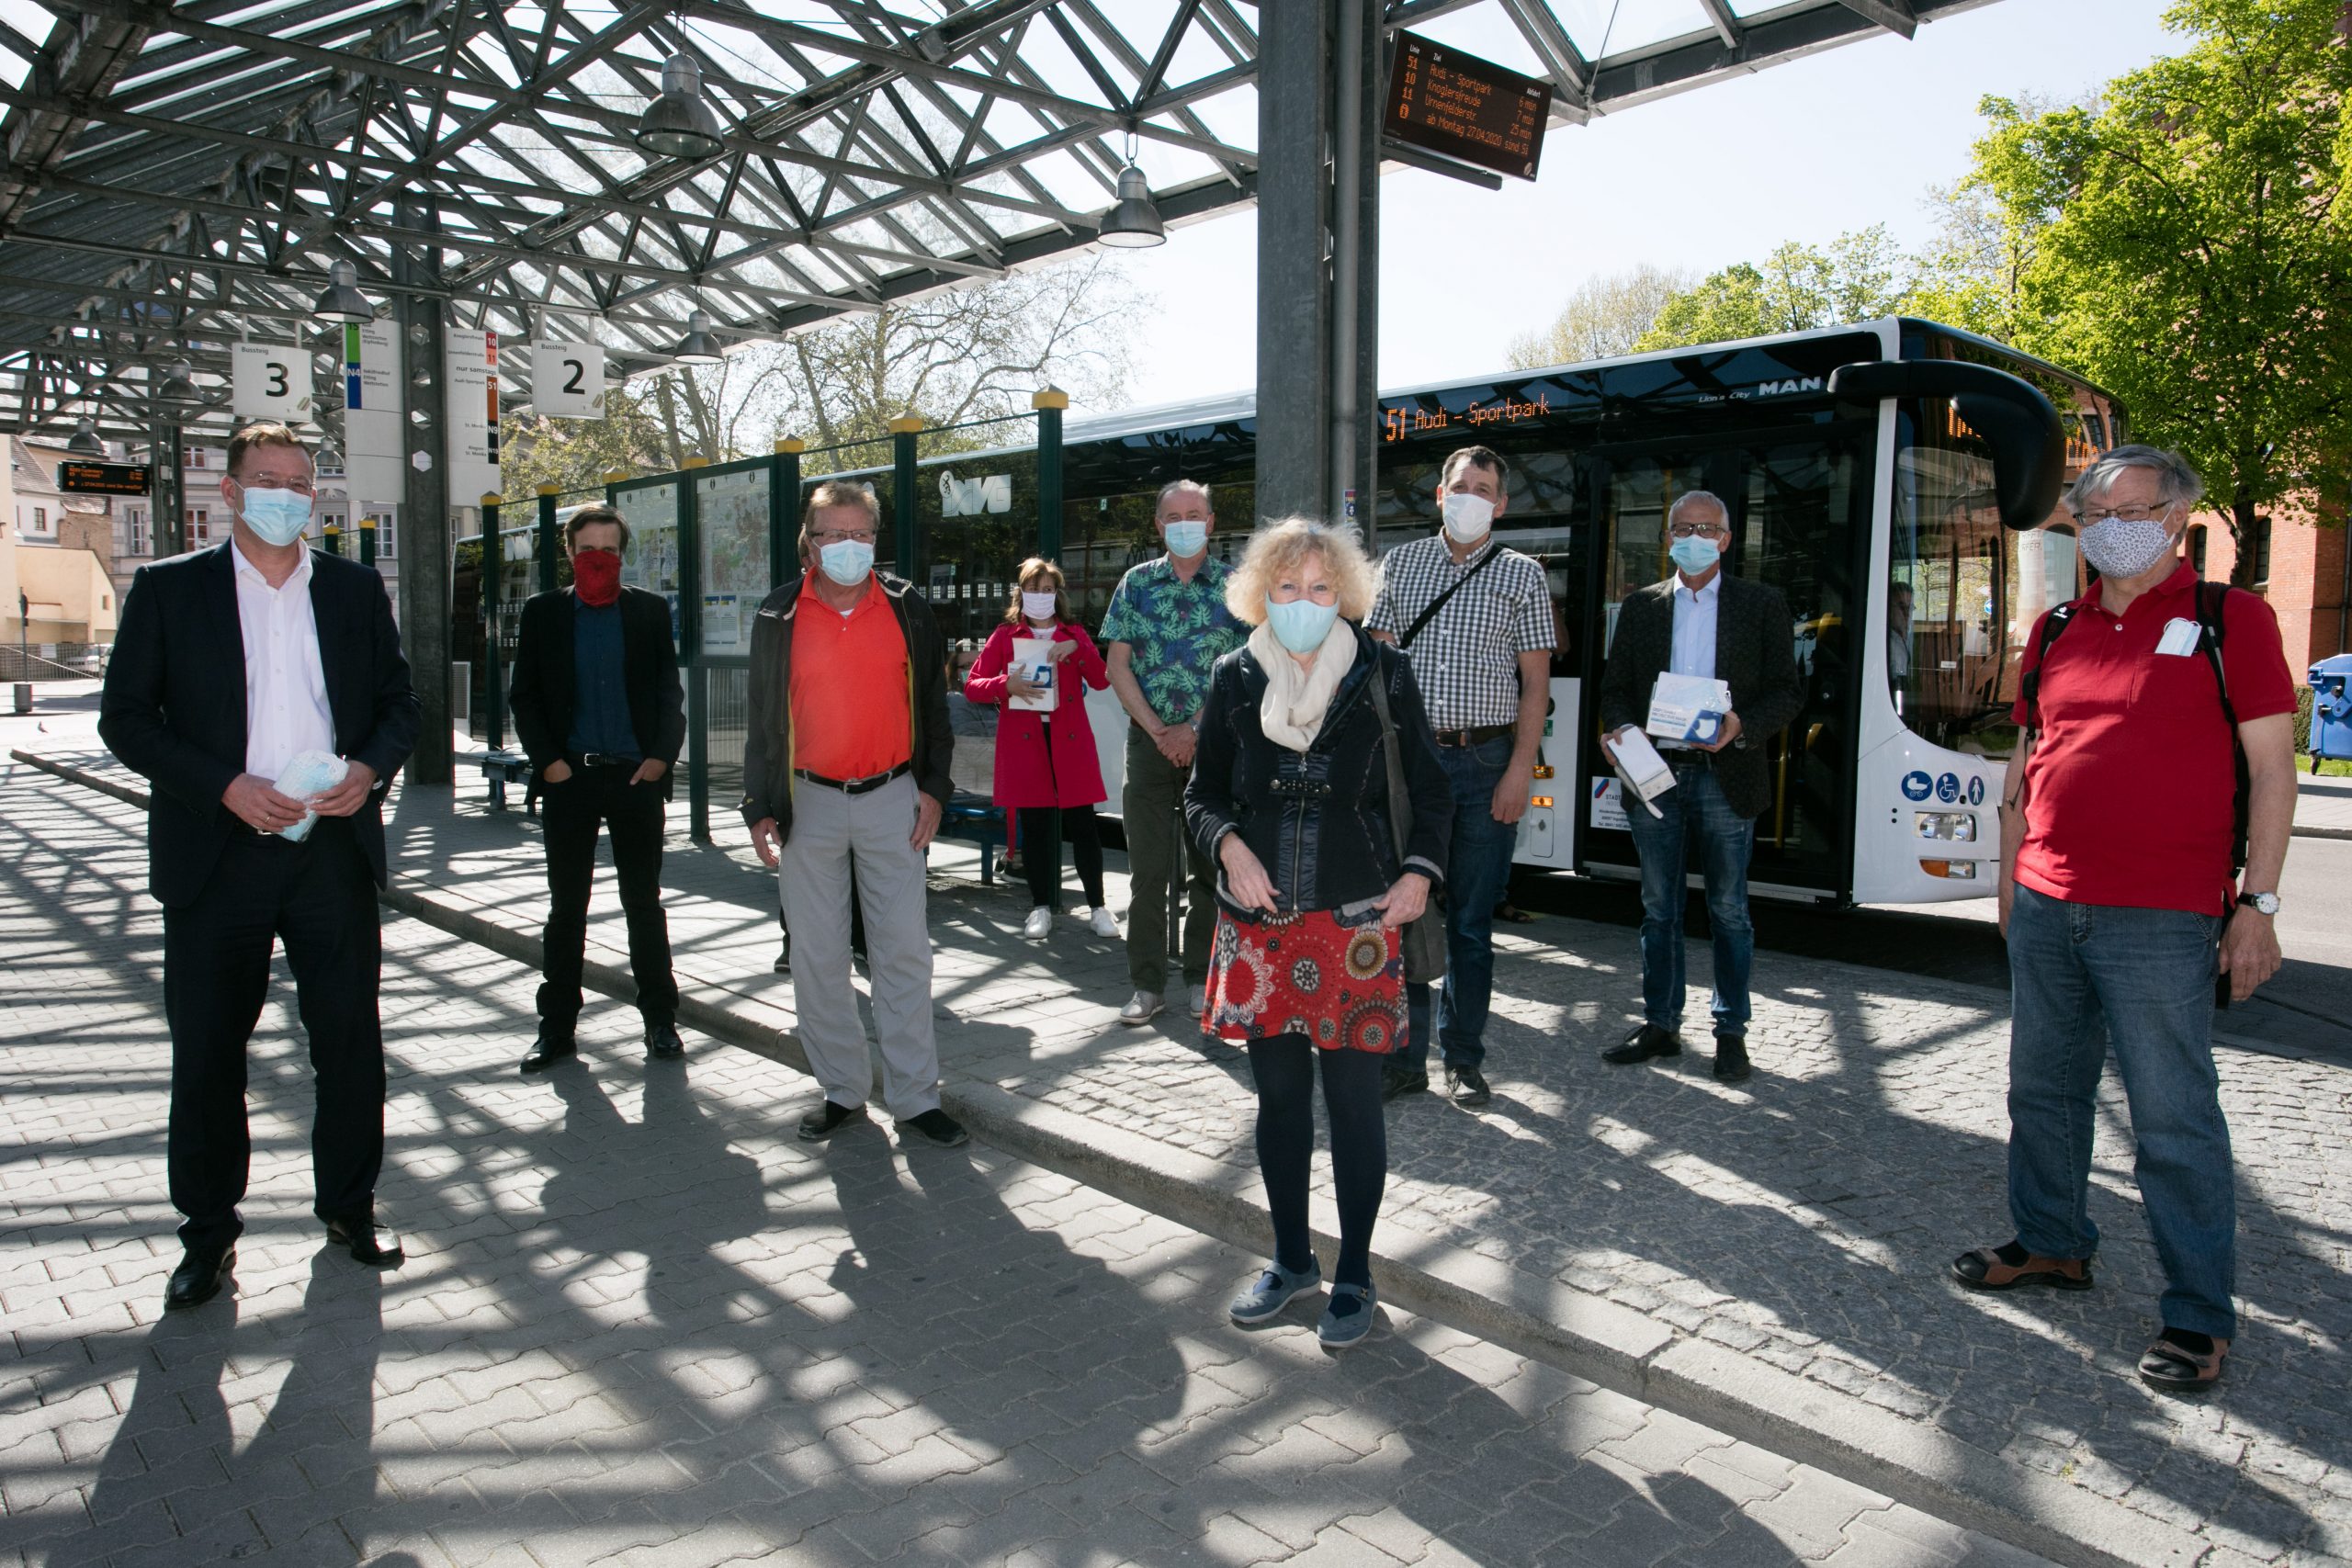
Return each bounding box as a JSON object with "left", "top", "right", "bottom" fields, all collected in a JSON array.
[{"left": 965, "top": 558, "right": 1115, "bottom": 941}]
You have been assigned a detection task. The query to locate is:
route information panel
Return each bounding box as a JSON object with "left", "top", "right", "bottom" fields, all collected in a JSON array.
[{"left": 1385, "top": 31, "right": 1551, "bottom": 182}]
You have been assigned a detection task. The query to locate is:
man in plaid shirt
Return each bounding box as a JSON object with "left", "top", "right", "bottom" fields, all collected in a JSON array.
[{"left": 1367, "top": 445, "right": 1555, "bottom": 1107}]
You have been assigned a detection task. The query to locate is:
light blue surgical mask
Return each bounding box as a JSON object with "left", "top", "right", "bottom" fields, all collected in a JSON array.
[
  {"left": 818, "top": 537, "right": 874, "bottom": 586},
  {"left": 1163, "top": 520, "right": 1208, "bottom": 558},
  {"left": 1668, "top": 534, "right": 1720, "bottom": 576},
  {"left": 237, "top": 485, "right": 313, "bottom": 547},
  {"left": 1263, "top": 595, "right": 1339, "bottom": 655}
]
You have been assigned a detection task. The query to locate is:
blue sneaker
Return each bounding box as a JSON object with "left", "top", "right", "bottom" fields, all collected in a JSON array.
[
  {"left": 1317, "top": 1282, "right": 1376, "bottom": 1347},
  {"left": 1228, "top": 1260, "right": 1321, "bottom": 1324}
]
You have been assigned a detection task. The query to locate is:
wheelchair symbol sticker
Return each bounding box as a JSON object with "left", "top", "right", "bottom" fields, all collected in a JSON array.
[{"left": 1936, "top": 773, "right": 1962, "bottom": 804}]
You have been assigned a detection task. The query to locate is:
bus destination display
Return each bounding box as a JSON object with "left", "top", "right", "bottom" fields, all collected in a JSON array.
[
  {"left": 57, "top": 461, "right": 151, "bottom": 496},
  {"left": 1385, "top": 32, "right": 1551, "bottom": 182}
]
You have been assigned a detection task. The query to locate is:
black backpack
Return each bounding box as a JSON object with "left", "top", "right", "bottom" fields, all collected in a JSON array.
[{"left": 2018, "top": 580, "right": 2247, "bottom": 870}]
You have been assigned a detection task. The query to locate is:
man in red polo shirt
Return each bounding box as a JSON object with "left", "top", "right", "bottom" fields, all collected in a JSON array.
[
  {"left": 743, "top": 481, "right": 965, "bottom": 1149},
  {"left": 1952, "top": 446, "right": 2296, "bottom": 1393}
]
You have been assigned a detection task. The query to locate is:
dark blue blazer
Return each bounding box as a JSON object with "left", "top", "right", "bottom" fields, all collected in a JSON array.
[{"left": 98, "top": 543, "right": 421, "bottom": 908}]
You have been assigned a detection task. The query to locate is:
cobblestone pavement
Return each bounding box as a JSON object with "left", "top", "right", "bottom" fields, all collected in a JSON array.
[
  {"left": 11, "top": 726, "right": 2352, "bottom": 1565},
  {"left": 0, "top": 766, "right": 2056, "bottom": 1568}
]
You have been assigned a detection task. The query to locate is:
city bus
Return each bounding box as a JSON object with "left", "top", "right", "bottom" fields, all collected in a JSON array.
[{"left": 892, "top": 318, "right": 2110, "bottom": 909}]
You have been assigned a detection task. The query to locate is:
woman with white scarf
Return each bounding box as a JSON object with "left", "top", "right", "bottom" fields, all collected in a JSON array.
[{"left": 1185, "top": 518, "right": 1453, "bottom": 1347}]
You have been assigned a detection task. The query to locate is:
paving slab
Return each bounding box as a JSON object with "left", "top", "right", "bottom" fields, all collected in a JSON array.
[{"left": 0, "top": 762, "right": 2055, "bottom": 1568}]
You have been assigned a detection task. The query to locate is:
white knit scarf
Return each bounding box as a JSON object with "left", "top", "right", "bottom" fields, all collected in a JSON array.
[{"left": 1250, "top": 617, "right": 1357, "bottom": 753}]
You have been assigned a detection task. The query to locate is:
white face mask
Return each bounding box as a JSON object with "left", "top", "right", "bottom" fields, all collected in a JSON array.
[
  {"left": 2080, "top": 515, "right": 2177, "bottom": 581},
  {"left": 1022, "top": 590, "right": 1058, "bottom": 623},
  {"left": 1442, "top": 491, "right": 1494, "bottom": 544}
]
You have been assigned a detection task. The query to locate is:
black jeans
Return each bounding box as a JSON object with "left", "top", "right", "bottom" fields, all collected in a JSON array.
[
  {"left": 1247, "top": 1036, "right": 1386, "bottom": 1289},
  {"left": 162, "top": 819, "right": 383, "bottom": 1252},
  {"left": 538, "top": 762, "right": 677, "bottom": 1036},
  {"left": 1016, "top": 806, "right": 1106, "bottom": 908}
]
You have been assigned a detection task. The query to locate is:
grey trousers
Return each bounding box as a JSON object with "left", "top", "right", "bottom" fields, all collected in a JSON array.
[{"left": 777, "top": 773, "right": 943, "bottom": 1119}]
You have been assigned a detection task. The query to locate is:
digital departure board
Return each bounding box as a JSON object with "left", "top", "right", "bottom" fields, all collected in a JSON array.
[
  {"left": 1385, "top": 32, "right": 1552, "bottom": 182},
  {"left": 57, "top": 461, "right": 151, "bottom": 496}
]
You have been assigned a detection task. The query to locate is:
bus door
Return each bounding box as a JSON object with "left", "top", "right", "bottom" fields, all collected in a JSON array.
[
  {"left": 1498, "top": 517, "right": 1596, "bottom": 873},
  {"left": 1573, "top": 432, "right": 1871, "bottom": 902}
]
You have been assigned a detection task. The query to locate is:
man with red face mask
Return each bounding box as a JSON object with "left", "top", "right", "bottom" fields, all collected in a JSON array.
[{"left": 508, "top": 504, "right": 688, "bottom": 1072}]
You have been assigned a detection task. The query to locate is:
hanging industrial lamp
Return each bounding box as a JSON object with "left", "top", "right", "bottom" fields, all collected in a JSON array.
[
  {"left": 634, "top": 54, "right": 726, "bottom": 160},
  {"left": 670, "top": 308, "right": 722, "bottom": 365},
  {"left": 66, "top": 417, "right": 105, "bottom": 457},
  {"left": 312, "top": 259, "right": 376, "bottom": 324},
  {"left": 155, "top": 359, "right": 201, "bottom": 405},
  {"left": 316, "top": 435, "right": 344, "bottom": 472},
  {"left": 1096, "top": 131, "right": 1165, "bottom": 250}
]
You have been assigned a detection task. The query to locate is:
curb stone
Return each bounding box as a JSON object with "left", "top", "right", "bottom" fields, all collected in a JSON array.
[{"left": 7, "top": 747, "right": 2213, "bottom": 1568}]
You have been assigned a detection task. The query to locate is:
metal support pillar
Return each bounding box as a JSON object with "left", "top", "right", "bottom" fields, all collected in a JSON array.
[
  {"left": 1255, "top": 0, "right": 1382, "bottom": 532},
  {"left": 323, "top": 522, "right": 343, "bottom": 557},
  {"left": 398, "top": 196, "right": 455, "bottom": 787},
  {"left": 360, "top": 514, "right": 377, "bottom": 570},
  {"left": 481, "top": 498, "right": 503, "bottom": 754},
  {"left": 889, "top": 415, "right": 922, "bottom": 579},
  {"left": 772, "top": 439, "right": 801, "bottom": 587},
  {"left": 1034, "top": 388, "right": 1068, "bottom": 559},
  {"left": 151, "top": 422, "right": 185, "bottom": 558},
  {"left": 536, "top": 483, "right": 560, "bottom": 593}
]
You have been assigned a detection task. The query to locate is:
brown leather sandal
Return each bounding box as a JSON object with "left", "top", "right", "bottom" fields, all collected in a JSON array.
[
  {"left": 2138, "top": 1336, "right": 2228, "bottom": 1392},
  {"left": 1950, "top": 1246, "right": 2094, "bottom": 1292}
]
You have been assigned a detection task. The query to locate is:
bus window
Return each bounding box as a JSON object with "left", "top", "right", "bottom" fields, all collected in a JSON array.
[
  {"left": 1600, "top": 456, "right": 1715, "bottom": 654},
  {"left": 1892, "top": 401, "right": 2083, "bottom": 758}
]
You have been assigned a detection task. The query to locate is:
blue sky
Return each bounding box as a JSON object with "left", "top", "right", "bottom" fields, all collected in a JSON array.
[{"left": 1104, "top": 0, "right": 2183, "bottom": 412}]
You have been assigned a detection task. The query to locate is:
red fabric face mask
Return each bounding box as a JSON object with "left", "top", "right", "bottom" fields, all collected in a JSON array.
[{"left": 571, "top": 548, "right": 622, "bottom": 607}]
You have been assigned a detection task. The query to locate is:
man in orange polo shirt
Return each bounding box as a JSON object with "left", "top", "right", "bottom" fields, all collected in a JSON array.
[{"left": 743, "top": 481, "right": 965, "bottom": 1148}]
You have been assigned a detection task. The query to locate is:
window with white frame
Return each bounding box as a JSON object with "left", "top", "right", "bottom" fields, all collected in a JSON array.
[
  {"left": 187, "top": 507, "right": 209, "bottom": 544},
  {"left": 118, "top": 506, "right": 151, "bottom": 557},
  {"left": 368, "top": 508, "right": 396, "bottom": 560}
]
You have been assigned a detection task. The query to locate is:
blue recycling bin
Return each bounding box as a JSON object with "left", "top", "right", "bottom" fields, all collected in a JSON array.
[{"left": 2311, "top": 654, "right": 2352, "bottom": 767}]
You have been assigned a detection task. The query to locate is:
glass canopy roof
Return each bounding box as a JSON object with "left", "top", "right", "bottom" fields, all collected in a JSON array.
[{"left": 0, "top": 0, "right": 1985, "bottom": 441}]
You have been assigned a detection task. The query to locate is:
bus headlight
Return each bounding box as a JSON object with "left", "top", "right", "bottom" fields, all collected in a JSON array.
[{"left": 1914, "top": 811, "right": 1976, "bottom": 842}]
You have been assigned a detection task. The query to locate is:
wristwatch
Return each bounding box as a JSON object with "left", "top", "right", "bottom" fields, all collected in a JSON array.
[{"left": 2238, "top": 891, "right": 2281, "bottom": 916}]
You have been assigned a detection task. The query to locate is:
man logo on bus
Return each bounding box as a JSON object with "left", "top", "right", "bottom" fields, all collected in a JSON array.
[
  {"left": 1902, "top": 771, "right": 1932, "bottom": 801},
  {"left": 1757, "top": 377, "right": 1825, "bottom": 397}
]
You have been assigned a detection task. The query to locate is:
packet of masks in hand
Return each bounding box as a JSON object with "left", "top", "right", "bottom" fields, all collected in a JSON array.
[
  {"left": 1609, "top": 728, "right": 1676, "bottom": 819},
  {"left": 1008, "top": 637, "right": 1057, "bottom": 713},
  {"left": 273, "top": 750, "right": 348, "bottom": 842},
  {"left": 1645, "top": 672, "right": 1734, "bottom": 747}
]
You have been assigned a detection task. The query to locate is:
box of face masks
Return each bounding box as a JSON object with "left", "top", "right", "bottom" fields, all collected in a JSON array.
[
  {"left": 1009, "top": 637, "right": 1057, "bottom": 713},
  {"left": 1609, "top": 727, "right": 1675, "bottom": 818},
  {"left": 1645, "top": 672, "right": 1733, "bottom": 747}
]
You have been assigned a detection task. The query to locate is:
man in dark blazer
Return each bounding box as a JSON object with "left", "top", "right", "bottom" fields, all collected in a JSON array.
[
  {"left": 98, "top": 421, "right": 421, "bottom": 1309},
  {"left": 1597, "top": 490, "right": 1801, "bottom": 1084},
  {"left": 506, "top": 503, "right": 687, "bottom": 1073}
]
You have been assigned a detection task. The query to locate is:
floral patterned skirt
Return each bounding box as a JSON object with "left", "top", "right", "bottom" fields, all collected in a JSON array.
[{"left": 1202, "top": 903, "right": 1408, "bottom": 1055}]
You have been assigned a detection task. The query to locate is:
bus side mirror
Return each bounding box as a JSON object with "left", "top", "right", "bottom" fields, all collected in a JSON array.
[{"left": 1828, "top": 360, "right": 2067, "bottom": 531}]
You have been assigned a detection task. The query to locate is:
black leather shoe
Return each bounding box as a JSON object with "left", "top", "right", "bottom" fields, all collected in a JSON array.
[
  {"left": 1381, "top": 1068, "right": 1429, "bottom": 1102},
  {"left": 1446, "top": 1065, "right": 1491, "bottom": 1107},
  {"left": 1713, "top": 1034, "right": 1753, "bottom": 1084},
  {"left": 164, "top": 1247, "right": 233, "bottom": 1310},
  {"left": 901, "top": 1109, "right": 968, "bottom": 1148},
  {"left": 797, "top": 1100, "right": 869, "bottom": 1142},
  {"left": 521, "top": 1033, "right": 577, "bottom": 1074},
  {"left": 325, "top": 1212, "right": 404, "bottom": 1268},
  {"left": 645, "top": 1021, "right": 685, "bottom": 1060},
  {"left": 773, "top": 945, "right": 790, "bottom": 974},
  {"left": 1602, "top": 1024, "right": 1682, "bottom": 1065}
]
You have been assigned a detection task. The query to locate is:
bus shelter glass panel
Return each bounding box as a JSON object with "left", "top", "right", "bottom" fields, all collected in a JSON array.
[
  {"left": 797, "top": 466, "right": 895, "bottom": 584},
  {"left": 917, "top": 446, "right": 1039, "bottom": 660},
  {"left": 616, "top": 480, "right": 683, "bottom": 647},
  {"left": 705, "top": 666, "right": 749, "bottom": 815},
  {"left": 696, "top": 465, "right": 770, "bottom": 659}
]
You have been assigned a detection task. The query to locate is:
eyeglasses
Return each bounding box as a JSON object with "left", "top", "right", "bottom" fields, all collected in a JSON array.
[
  {"left": 1668, "top": 521, "right": 1726, "bottom": 538},
  {"left": 232, "top": 476, "right": 317, "bottom": 498},
  {"left": 2080, "top": 504, "right": 2174, "bottom": 526},
  {"left": 808, "top": 528, "right": 876, "bottom": 545}
]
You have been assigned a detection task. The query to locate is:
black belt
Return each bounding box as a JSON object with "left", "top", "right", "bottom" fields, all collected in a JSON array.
[
  {"left": 569, "top": 752, "right": 640, "bottom": 769},
  {"left": 1431, "top": 724, "right": 1513, "bottom": 748},
  {"left": 794, "top": 761, "right": 912, "bottom": 795}
]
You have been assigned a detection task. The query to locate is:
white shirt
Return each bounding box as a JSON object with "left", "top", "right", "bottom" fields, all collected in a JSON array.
[
  {"left": 232, "top": 540, "right": 335, "bottom": 781},
  {"left": 1669, "top": 571, "right": 1721, "bottom": 681}
]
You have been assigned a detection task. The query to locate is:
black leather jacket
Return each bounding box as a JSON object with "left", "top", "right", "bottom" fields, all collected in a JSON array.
[{"left": 1185, "top": 626, "right": 1453, "bottom": 915}]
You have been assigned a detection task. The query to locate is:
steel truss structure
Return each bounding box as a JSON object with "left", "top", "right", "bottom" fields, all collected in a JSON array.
[{"left": 0, "top": 0, "right": 1992, "bottom": 446}]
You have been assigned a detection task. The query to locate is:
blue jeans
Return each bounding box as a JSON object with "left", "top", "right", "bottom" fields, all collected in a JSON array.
[
  {"left": 1401, "top": 736, "right": 1518, "bottom": 1075},
  {"left": 2006, "top": 884, "right": 2236, "bottom": 1338},
  {"left": 1623, "top": 761, "right": 1754, "bottom": 1036}
]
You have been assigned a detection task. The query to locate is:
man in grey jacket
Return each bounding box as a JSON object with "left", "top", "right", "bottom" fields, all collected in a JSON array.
[{"left": 1596, "top": 491, "right": 1801, "bottom": 1083}]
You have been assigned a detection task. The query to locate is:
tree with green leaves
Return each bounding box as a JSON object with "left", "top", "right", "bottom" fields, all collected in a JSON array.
[
  {"left": 1631, "top": 228, "right": 1906, "bottom": 352},
  {"left": 1971, "top": 0, "right": 2352, "bottom": 581}
]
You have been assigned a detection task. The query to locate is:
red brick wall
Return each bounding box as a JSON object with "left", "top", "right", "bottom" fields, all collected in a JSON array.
[{"left": 2184, "top": 496, "right": 2349, "bottom": 675}]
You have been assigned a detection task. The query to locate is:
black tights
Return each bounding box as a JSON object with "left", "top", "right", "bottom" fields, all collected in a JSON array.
[
  {"left": 1247, "top": 1036, "right": 1387, "bottom": 1289},
  {"left": 1016, "top": 806, "right": 1106, "bottom": 908}
]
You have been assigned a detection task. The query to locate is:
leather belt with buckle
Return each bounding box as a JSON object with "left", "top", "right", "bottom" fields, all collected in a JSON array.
[
  {"left": 795, "top": 761, "right": 913, "bottom": 795},
  {"left": 1431, "top": 724, "right": 1513, "bottom": 748},
  {"left": 571, "top": 752, "right": 639, "bottom": 769}
]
